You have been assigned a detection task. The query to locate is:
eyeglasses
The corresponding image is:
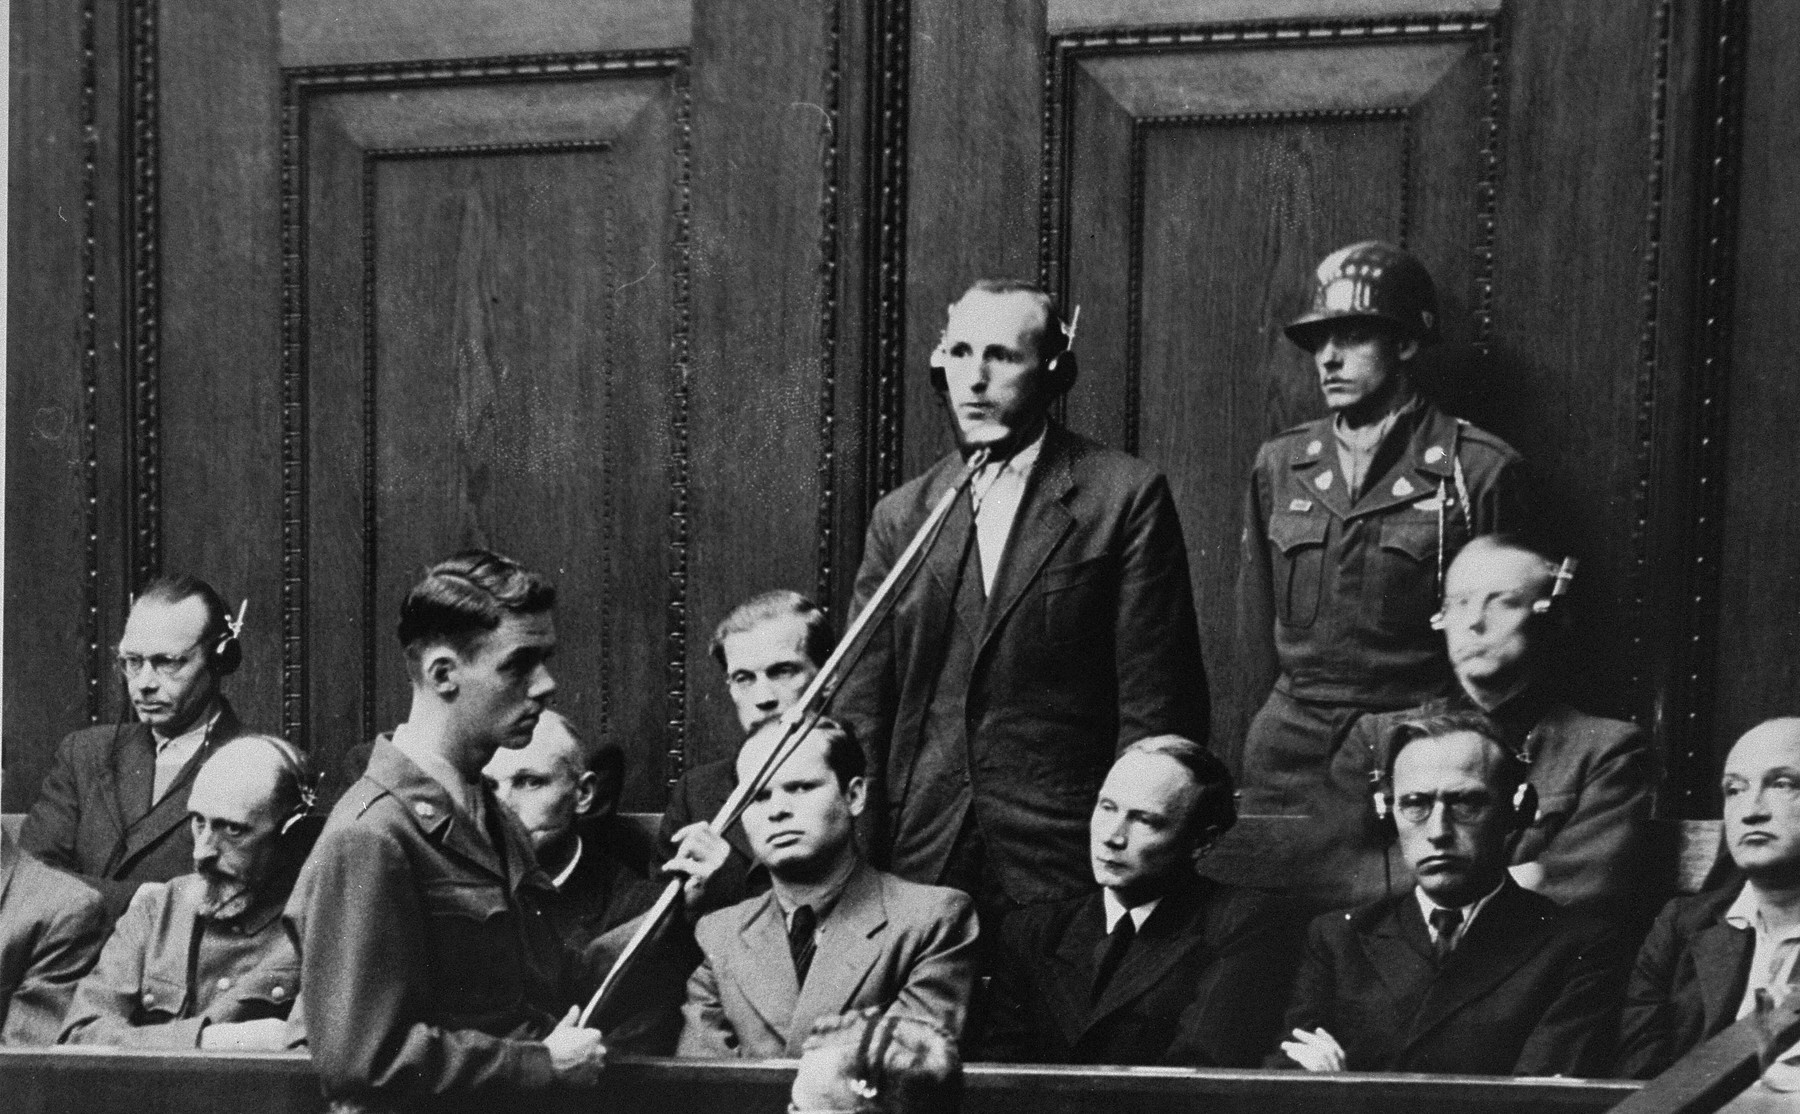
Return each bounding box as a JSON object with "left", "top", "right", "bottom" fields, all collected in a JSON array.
[
  {"left": 1393, "top": 790, "right": 1498, "bottom": 826},
  {"left": 116, "top": 642, "right": 204, "bottom": 679}
]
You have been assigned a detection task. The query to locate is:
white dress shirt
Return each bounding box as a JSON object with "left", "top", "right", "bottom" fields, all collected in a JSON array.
[
  {"left": 1725, "top": 884, "right": 1800, "bottom": 1020},
  {"left": 1101, "top": 888, "right": 1163, "bottom": 934},
  {"left": 1414, "top": 880, "right": 1504, "bottom": 954},
  {"left": 971, "top": 427, "right": 1047, "bottom": 596},
  {"left": 151, "top": 706, "right": 220, "bottom": 803}
]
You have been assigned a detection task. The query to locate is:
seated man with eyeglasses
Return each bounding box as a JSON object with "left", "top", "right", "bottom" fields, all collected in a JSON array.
[
  {"left": 1317, "top": 535, "right": 1654, "bottom": 916},
  {"left": 1272, "top": 710, "right": 1626, "bottom": 1075},
  {"left": 21, "top": 576, "right": 256, "bottom": 921}
]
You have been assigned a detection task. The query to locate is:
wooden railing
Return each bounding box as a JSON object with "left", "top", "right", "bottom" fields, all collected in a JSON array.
[{"left": 0, "top": 1048, "right": 1639, "bottom": 1114}]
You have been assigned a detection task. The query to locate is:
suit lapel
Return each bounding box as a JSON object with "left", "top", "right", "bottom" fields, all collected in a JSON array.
[
  {"left": 788, "top": 865, "right": 890, "bottom": 1047},
  {"left": 1693, "top": 915, "right": 1754, "bottom": 1033},
  {"left": 117, "top": 703, "right": 243, "bottom": 871},
  {"left": 979, "top": 429, "right": 1075, "bottom": 650},
  {"left": 1044, "top": 894, "right": 1106, "bottom": 1047},
  {"left": 1085, "top": 883, "right": 1212, "bottom": 1036},
  {"left": 1357, "top": 898, "right": 1438, "bottom": 1007},
  {"left": 735, "top": 892, "right": 801, "bottom": 1044},
  {"left": 1401, "top": 882, "right": 1555, "bottom": 1054},
  {"left": 919, "top": 459, "right": 983, "bottom": 640}
]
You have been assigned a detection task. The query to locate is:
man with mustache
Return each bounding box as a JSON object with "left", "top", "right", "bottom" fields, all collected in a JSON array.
[
  {"left": 676, "top": 718, "right": 977, "bottom": 1058},
  {"left": 286, "top": 550, "right": 607, "bottom": 1104},
  {"left": 835, "top": 278, "right": 1208, "bottom": 930},
  {"left": 1618, "top": 718, "right": 1800, "bottom": 1077},
  {"left": 1236, "top": 243, "right": 1532, "bottom": 896},
  {"left": 1273, "top": 711, "right": 1624, "bottom": 1075},
  {"left": 59, "top": 735, "right": 311, "bottom": 1049},
  {"left": 21, "top": 575, "right": 254, "bottom": 920},
  {"left": 659, "top": 590, "right": 834, "bottom": 917}
]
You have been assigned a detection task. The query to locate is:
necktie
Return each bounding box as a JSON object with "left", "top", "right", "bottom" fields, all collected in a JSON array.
[
  {"left": 1429, "top": 906, "right": 1464, "bottom": 964},
  {"left": 789, "top": 905, "right": 818, "bottom": 986},
  {"left": 1091, "top": 913, "right": 1136, "bottom": 1002}
]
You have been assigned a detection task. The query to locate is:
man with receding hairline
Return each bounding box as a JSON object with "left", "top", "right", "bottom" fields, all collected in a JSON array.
[
  {"left": 1619, "top": 718, "right": 1800, "bottom": 1077},
  {"left": 836, "top": 278, "right": 1208, "bottom": 926},
  {"left": 22, "top": 575, "right": 255, "bottom": 920},
  {"left": 286, "top": 550, "right": 608, "bottom": 1104},
  {"left": 60, "top": 735, "right": 310, "bottom": 1049}
]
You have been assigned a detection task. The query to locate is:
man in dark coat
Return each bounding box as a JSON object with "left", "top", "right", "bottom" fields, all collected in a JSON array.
[
  {"left": 835, "top": 278, "right": 1208, "bottom": 923},
  {"left": 1274, "top": 710, "right": 1624, "bottom": 1076},
  {"left": 982, "top": 737, "right": 1295, "bottom": 1066},
  {"left": 1618, "top": 718, "right": 1800, "bottom": 1078},
  {"left": 1322, "top": 535, "right": 1654, "bottom": 914},
  {"left": 21, "top": 575, "right": 253, "bottom": 920},
  {"left": 0, "top": 828, "right": 108, "bottom": 1044}
]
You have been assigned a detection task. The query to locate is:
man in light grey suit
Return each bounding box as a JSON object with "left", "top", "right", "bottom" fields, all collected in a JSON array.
[{"left": 675, "top": 717, "right": 978, "bottom": 1058}]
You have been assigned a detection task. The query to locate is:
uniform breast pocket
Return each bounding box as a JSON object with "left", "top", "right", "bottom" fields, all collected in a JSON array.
[
  {"left": 1269, "top": 512, "right": 1329, "bottom": 628},
  {"left": 422, "top": 881, "right": 520, "bottom": 1010},
  {"left": 135, "top": 972, "right": 188, "bottom": 1024},
  {"left": 1375, "top": 514, "right": 1439, "bottom": 628},
  {"left": 224, "top": 964, "right": 301, "bottom": 1021},
  {"left": 1040, "top": 554, "right": 1113, "bottom": 647}
]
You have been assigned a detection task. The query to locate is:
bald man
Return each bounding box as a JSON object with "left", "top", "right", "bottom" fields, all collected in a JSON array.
[
  {"left": 1320, "top": 535, "right": 1653, "bottom": 914},
  {"left": 1619, "top": 719, "right": 1800, "bottom": 1077},
  {"left": 483, "top": 711, "right": 659, "bottom": 952},
  {"left": 60, "top": 735, "right": 313, "bottom": 1049}
]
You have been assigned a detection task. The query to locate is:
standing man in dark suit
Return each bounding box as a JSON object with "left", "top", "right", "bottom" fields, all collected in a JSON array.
[
  {"left": 1236, "top": 244, "right": 1531, "bottom": 842},
  {"left": 982, "top": 736, "right": 1296, "bottom": 1066},
  {"left": 836, "top": 278, "right": 1208, "bottom": 925},
  {"left": 1324, "top": 536, "right": 1655, "bottom": 914},
  {"left": 659, "top": 590, "right": 834, "bottom": 916},
  {"left": 0, "top": 826, "right": 108, "bottom": 1044},
  {"left": 1619, "top": 718, "right": 1800, "bottom": 1078},
  {"left": 21, "top": 575, "right": 252, "bottom": 920},
  {"left": 1275, "top": 710, "right": 1624, "bottom": 1076}
]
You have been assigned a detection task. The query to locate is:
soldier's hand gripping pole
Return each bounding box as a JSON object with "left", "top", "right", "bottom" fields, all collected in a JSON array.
[{"left": 580, "top": 448, "right": 993, "bottom": 1027}]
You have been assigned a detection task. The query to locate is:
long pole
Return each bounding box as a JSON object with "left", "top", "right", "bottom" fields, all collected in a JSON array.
[{"left": 580, "top": 448, "right": 991, "bottom": 1026}]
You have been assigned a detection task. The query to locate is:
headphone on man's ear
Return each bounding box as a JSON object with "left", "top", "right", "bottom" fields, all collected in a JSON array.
[
  {"left": 243, "top": 734, "right": 318, "bottom": 839},
  {"left": 1368, "top": 748, "right": 1539, "bottom": 845},
  {"left": 1429, "top": 556, "right": 1579, "bottom": 631},
  {"left": 211, "top": 600, "right": 248, "bottom": 675},
  {"left": 928, "top": 305, "right": 1082, "bottom": 396}
]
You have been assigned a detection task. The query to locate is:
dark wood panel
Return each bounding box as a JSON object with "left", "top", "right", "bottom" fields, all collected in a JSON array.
[
  {"left": 156, "top": 0, "right": 285, "bottom": 738},
  {"left": 1049, "top": 21, "right": 1491, "bottom": 757},
  {"left": 280, "top": 0, "right": 690, "bottom": 67},
  {"left": 682, "top": 0, "right": 842, "bottom": 771},
  {"left": 901, "top": 0, "right": 1047, "bottom": 481},
  {"left": 1713, "top": 0, "right": 1800, "bottom": 752},
  {"left": 0, "top": 1049, "right": 1639, "bottom": 1114},
  {"left": 3, "top": 0, "right": 133, "bottom": 810},
  {"left": 296, "top": 66, "right": 686, "bottom": 809}
]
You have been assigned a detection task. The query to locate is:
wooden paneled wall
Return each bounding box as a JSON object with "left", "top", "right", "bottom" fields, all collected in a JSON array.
[{"left": 5, "top": 0, "right": 1792, "bottom": 819}]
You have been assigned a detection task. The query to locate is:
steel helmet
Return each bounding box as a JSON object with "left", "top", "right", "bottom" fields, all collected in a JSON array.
[{"left": 1284, "top": 241, "right": 1441, "bottom": 350}]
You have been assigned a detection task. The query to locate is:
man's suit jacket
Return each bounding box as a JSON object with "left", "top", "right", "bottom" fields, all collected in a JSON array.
[
  {"left": 658, "top": 756, "right": 766, "bottom": 916},
  {"left": 1321, "top": 692, "right": 1655, "bottom": 913},
  {"left": 677, "top": 861, "right": 977, "bottom": 1058},
  {"left": 0, "top": 832, "right": 108, "bottom": 1044},
  {"left": 19, "top": 700, "right": 247, "bottom": 919},
  {"left": 981, "top": 875, "right": 1298, "bottom": 1066},
  {"left": 1616, "top": 884, "right": 1753, "bottom": 1079},
  {"left": 1274, "top": 878, "right": 1625, "bottom": 1075},
  {"left": 836, "top": 424, "right": 1209, "bottom": 904}
]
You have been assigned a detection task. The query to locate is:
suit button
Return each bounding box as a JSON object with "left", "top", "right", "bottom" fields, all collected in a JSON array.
[{"left": 216, "top": 977, "right": 233, "bottom": 991}]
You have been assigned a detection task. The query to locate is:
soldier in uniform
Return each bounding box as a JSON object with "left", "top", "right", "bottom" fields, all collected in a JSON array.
[{"left": 1235, "top": 243, "right": 1531, "bottom": 899}]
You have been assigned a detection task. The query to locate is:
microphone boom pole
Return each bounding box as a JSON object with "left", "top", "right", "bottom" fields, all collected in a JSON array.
[{"left": 579, "top": 448, "right": 992, "bottom": 1027}]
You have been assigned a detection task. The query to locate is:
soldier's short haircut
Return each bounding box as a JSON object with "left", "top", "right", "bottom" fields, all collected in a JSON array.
[{"left": 397, "top": 549, "right": 555, "bottom": 663}]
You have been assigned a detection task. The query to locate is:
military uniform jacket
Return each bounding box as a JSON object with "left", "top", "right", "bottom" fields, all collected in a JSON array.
[
  {"left": 1616, "top": 884, "right": 1753, "bottom": 1079},
  {"left": 285, "top": 737, "right": 590, "bottom": 1100},
  {"left": 60, "top": 872, "right": 299, "bottom": 1047},
  {"left": 1238, "top": 399, "right": 1530, "bottom": 719},
  {"left": 836, "top": 423, "right": 1209, "bottom": 905},
  {"left": 981, "top": 876, "right": 1298, "bottom": 1066},
  {"left": 1326, "top": 689, "right": 1655, "bottom": 913},
  {"left": 0, "top": 832, "right": 108, "bottom": 1045},
  {"left": 1273, "top": 878, "right": 1626, "bottom": 1075},
  {"left": 19, "top": 700, "right": 249, "bottom": 920},
  {"left": 677, "top": 862, "right": 977, "bottom": 1058}
]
